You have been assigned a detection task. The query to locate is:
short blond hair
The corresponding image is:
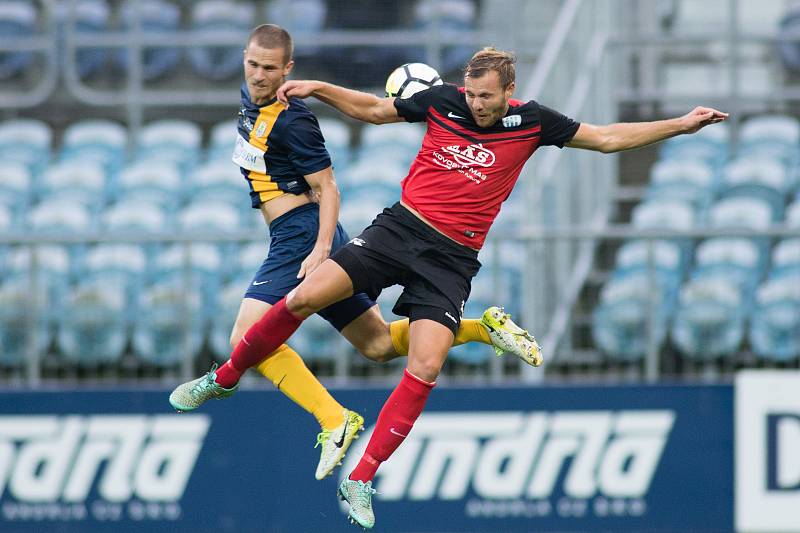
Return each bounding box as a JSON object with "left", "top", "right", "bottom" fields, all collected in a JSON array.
[
  {"left": 464, "top": 47, "right": 516, "bottom": 89},
  {"left": 247, "top": 24, "right": 293, "bottom": 64}
]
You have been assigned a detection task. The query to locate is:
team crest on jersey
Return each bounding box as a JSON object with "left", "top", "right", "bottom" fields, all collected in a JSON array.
[
  {"left": 238, "top": 107, "right": 254, "bottom": 132},
  {"left": 255, "top": 121, "right": 267, "bottom": 138},
  {"left": 502, "top": 114, "right": 522, "bottom": 128}
]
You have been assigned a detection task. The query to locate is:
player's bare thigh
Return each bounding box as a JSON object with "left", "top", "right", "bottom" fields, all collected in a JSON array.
[
  {"left": 339, "top": 305, "right": 399, "bottom": 363},
  {"left": 286, "top": 258, "right": 356, "bottom": 316},
  {"left": 230, "top": 297, "right": 272, "bottom": 347},
  {"left": 407, "top": 319, "right": 454, "bottom": 382}
]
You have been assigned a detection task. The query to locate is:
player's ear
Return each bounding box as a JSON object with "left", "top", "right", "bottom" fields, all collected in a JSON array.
[
  {"left": 505, "top": 81, "right": 515, "bottom": 99},
  {"left": 284, "top": 60, "right": 295, "bottom": 76}
]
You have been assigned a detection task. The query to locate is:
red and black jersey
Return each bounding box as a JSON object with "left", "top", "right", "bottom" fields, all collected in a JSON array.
[{"left": 393, "top": 83, "right": 580, "bottom": 249}]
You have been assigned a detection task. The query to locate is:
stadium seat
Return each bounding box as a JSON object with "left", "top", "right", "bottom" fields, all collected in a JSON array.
[
  {"left": 39, "top": 160, "right": 107, "bottom": 210},
  {"left": 659, "top": 121, "right": 729, "bottom": 169},
  {"left": 0, "top": 163, "right": 31, "bottom": 219},
  {"left": 208, "top": 119, "right": 237, "bottom": 162},
  {"left": 149, "top": 242, "right": 223, "bottom": 304},
  {"left": 339, "top": 158, "right": 406, "bottom": 194},
  {"left": 57, "top": 278, "right": 127, "bottom": 365},
  {"left": 318, "top": 117, "right": 352, "bottom": 169},
  {"left": 750, "top": 275, "right": 800, "bottom": 361},
  {"left": 234, "top": 240, "right": 269, "bottom": 280},
  {"left": 57, "top": 0, "right": 112, "bottom": 79},
  {"left": 786, "top": 200, "right": 800, "bottom": 227},
  {"left": 290, "top": 312, "right": 348, "bottom": 362},
  {"left": 0, "top": 275, "right": 52, "bottom": 365},
  {"left": 60, "top": 119, "right": 127, "bottom": 177},
  {"left": 360, "top": 122, "right": 424, "bottom": 165},
  {"left": 135, "top": 120, "right": 203, "bottom": 173},
  {"left": 771, "top": 238, "right": 800, "bottom": 278},
  {"left": 646, "top": 159, "right": 715, "bottom": 213},
  {"left": 632, "top": 199, "right": 695, "bottom": 231},
  {"left": 117, "top": 0, "right": 181, "bottom": 81},
  {"left": 671, "top": 278, "right": 745, "bottom": 360},
  {"left": 263, "top": 0, "right": 326, "bottom": 60},
  {"left": 592, "top": 271, "right": 672, "bottom": 361},
  {"left": 779, "top": 6, "right": 800, "bottom": 72},
  {"left": 193, "top": 160, "right": 246, "bottom": 208},
  {"left": 188, "top": 0, "right": 254, "bottom": 81},
  {"left": 0, "top": 1, "right": 36, "bottom": 80},
  {"left": 102, "top": 198, "right": 169, "bottom": 233},
  {"left": 719, "top": 157, "right": 789, "bottom": 217},
  {"left": 739, "top": 114, "right": 800, "bottom": 148},
  {"left": 411, "top": 0, "right": 476, "bottom": 74},
  {"left": 692, "top": 237, "right": 764, "bottom": 299},
  {"left": 0, "top": 119, "right": 52, "bottom": 174},
  {"left": 132, "top": 279, "right": 205, "bottom": 366},
  {"left": 613, "top": 239, "right": 686, "bottom": 294},
  {"left": 27, "top": 199, "right": 94, "bottom": 234},
  {"left": 209, "top": 275, "right": 249, "bottom": 361},
  {"left": 115, "top": 160, "right": 181, "bottom": 209},
  {"left": 82, "top": 243, "right": 147, "bottom": 300},
  {"left": 709, "top": 196, "right": 775, "bottom": 229},
  {"left": 338, "top": 187, "right": 393, "bottom": 237}
]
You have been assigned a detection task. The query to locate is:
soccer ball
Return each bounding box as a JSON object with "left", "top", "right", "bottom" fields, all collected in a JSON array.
[{"left": 385, "top": 63, "right": 443, "bottom": 99}]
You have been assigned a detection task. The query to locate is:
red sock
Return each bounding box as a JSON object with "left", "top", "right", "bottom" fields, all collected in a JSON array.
[
  {"left": 350, "top": 369, "right": 435, "bottom": 483},
  {"left": 214, "top": 298, "right": 304, "bottom": 388}
]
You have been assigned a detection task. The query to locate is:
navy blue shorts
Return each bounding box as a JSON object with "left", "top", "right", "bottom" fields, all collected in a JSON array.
[{"left": 244, "top": 202, "right": 376, "bottom": 331}]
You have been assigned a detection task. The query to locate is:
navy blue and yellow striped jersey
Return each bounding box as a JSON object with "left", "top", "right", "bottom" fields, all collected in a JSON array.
[{"left": 233, "top": 83, "right": 332, "bottom": 208}]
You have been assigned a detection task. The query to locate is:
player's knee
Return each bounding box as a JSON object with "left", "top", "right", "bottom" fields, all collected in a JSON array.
[
  {"left": 408, "top": 359, "right": 443, "bottom": 382},
  {"left": 285, "top": 287, "right": 317, "bottom": 316},
  {"left": 359, "top": 341, "right": 397, "bottom": 363}
]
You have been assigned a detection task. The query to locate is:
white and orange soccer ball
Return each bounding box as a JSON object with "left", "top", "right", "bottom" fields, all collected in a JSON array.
[{"left": 385, "top": 62, "right": 443, "bottom": 99}]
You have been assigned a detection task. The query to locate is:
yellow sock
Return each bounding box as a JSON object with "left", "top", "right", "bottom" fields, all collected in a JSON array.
[
  {"left": 255, "top": 344, "right": 344, "bottom": 430},
  {"left": 389, "top": 318, "right": 491, "bottom": 356}
]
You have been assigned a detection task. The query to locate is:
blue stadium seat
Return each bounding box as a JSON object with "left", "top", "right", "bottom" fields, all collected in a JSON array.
[
  {"left": 671, "top": 278, "right": 745, "bottom": 360},
  {"left": 39, "top": 161, "right": 107, "bottom": 211},
  {"left": 338, "top": 186, "right": 394, "bottom": 237},
  {"left": 233, "top": 240, "right": 270, "bottom": 281},
  {"left": 750, "top": 275, "right": 800, "bottom": 361},
  {"left": 27, "top": 198, "right": 94, "bottom": 234},
  {"left": 82, "top": 243, "right": 147, "bottom": 301},
  {"left": 708, "top": 196, "right": 774, "bottom": 258},
  {"left": 719, "top": 157, "right": 789, "bottom": 218},
  {"left": 208, "top": 119, "right": 237, "bottom": 162},
  {"left": 771, "top": 238, "right": 800, "bottom": 279},
  {"left": 614, "top": 239, "right": 686, "bottom": 295},
  {"left": 115, "top": 160, "right": 181, "bottom": 209},
  {"left": 738, "top": 114, "right": 800, "bottom": 170},
  {"left": 60, "top": 119, "right": 127, "bottom": 177},
  {"left": 177, "top": 199, "right": 243, "bottom": 264},
  {"left": 132, "top": 279, "right": 206, "bottom": 366},
  {"left": 263, "top": 0, "right": 326, "bottom": 60},
  {"left": 148, "top": 243, "right": 222, "bottom": 309},
  {"left": 209, "top": 276, "right": 249, "bottom": 361},
  {"left": 692, "top": 237, "right": 764, "bottom": 301},
  {"left": 645, "top": 159, "right": 715, "bottom": 214},
  {"left": 193, "top": 161, "right": 246, "bottom": 209},
  {"left": 0, "top": 119, "right": 52, "bottom": 174},
  {"left": 659, "top": 120, "right": 729, "bottom": 169},
  {"left": 592, "top": 271, "right": 672, "bottom": 361},
  {"left": 188, "top": 0, "right": 254, "bottom": 81},
  {"left": 339, "top": 158, "right": 406, "bottom": 195},
  {"left": 0, "top": 245, "right": 71, "bottom": 365},
  {"left": 57, "top": 0, "right": 112, "bottom": 79},
  {"left": 291, "top": 312, "right": 348, "bottom": 362},
  {"left": 411, "top": 0, "right": 477, "bottom": 73},
  {"left": 57, "top": 278, "right": 127, "bottom": 364},
  {"left": 786, "top": 200, "right": 800, "bottom": 227},
  {"left": 0, "top": 163, "right": 31, "bottom": 221},
  {"left": 359, "top": 122, "right": 424, "bottom": 166},
  {"left": 779, "top": 6, "right": 800, "bottom": 72},
  {"left": 318, "top": 117, "right": 352, "bottom": 169},
  {"left": 135, "top": 120, "right": 203, "bottom": 173},
  {"left": 0, "top": 1, "right": 36, "bottom": 80},
  {"left": 117, "top": 0, "right": 181, "bottom": 81},
  {"left": 632, "top": 199, "right": 695, "bottom": 231}
]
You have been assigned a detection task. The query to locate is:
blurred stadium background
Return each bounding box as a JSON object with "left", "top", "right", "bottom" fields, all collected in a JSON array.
[{"left": 1, "top": 1, "right": 799, "bottom": 532}]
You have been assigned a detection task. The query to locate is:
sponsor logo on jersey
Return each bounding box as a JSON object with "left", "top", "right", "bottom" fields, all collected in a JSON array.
[
  {"left": 232, "top": 135, "right": 266, "bottom": 173},
  {"left": 432, "top": 144, "right": 496, "bottom": 184},
  {"left": 340, "top": 409, "right": 674, "bottom": 520},
  {"left": 255, "top": 121, "right": 267, "bottom": 138},
  {"left": 0, "top": 415, "right": 209, "bottom": 523}
]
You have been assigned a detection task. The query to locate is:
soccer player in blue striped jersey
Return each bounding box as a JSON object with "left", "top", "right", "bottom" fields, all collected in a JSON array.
[{"left": 169, "top": 25, "right": 541, "bottom": 481}]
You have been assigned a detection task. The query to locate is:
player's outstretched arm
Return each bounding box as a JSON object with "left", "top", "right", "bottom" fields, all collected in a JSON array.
[
  {"left": 566, "top": 106, "right": 728, "bottom": 153},
  {"left": 277, "top": 80, "right": 403, "bottom": 125}
]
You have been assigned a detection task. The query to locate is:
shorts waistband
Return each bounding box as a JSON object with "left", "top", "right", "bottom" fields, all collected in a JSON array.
[
  {"left": 268, "top": 202, "right": 319, "bottom": 232},
  {"left": 390, "top": 203, "right": 478, "bottom": 258}
]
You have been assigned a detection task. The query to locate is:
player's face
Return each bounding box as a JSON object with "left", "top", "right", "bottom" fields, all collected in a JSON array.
[
  {"left": 243, "top": 43, "right": 294, "bottom": 105},
  {"left": 464, "top": 70, "right": 515, "bottom": 128}
]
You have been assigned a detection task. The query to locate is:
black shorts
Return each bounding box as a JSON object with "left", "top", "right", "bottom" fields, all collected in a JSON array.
[{"left": 330, "top": 202, "right": 481, "bottom": 335}]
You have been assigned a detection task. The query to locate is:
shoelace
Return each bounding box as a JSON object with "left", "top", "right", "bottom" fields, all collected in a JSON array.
[
  {"left": 354, "top": 481, "right": 376, "bottom": 507},
  {"left": 190, "top": 364, "right": 219, "bottom": 399},
  {"left": 315, "top": 430, "right": 331, "bottom": 449}
]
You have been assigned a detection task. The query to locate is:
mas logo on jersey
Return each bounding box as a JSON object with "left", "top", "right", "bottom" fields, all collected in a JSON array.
[
  {"left": 0, "top": 415, "right": 209, "bottom": 523},
  {"left": 432, "top": 143, "right": 496, "bottom": 184},
  {"left": 340, "top": 410, "right": 674, "bottom": 520}
]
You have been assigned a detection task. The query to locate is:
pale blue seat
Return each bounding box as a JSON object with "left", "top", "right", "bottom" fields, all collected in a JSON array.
[
  {"left": 188, "top": 0, "right": 254, "bottom": 81},
  {"left": 0, "top": 119, "right": 52, "bottom": 174},
  {"left": 0, "top": 163, "right": 31, "bottom": 220},
  {"left": 178, "top": 199, "right": 244, "bottom": 270},
  {"left": 771, "top": 238, "right": 800, "bottom": 279},
  {"left": 692, "top": 237, "right": 764, "bottom": 302},
  {"left": 631, "top": 199, "right": 696, "bottom": 259},
  {"left": 411, "top": 0, "right": 476, "bottom": 73},
  {"left": 194, "top": 161, "right": 246, "bottom": 209},
  {"left": 57, "top": 0, "right": 112, "bottom": 79},
  {"left": 592, "top": 271, "right": 672, "bottom": 361},
  {"left": 659, "top": 121, "right": 729, "bottom": 169},
  {"left": 60, "top": 119, "right": 127, "bottom": 177},
  {"left": 0, "top": 1, "right": 36, "bottom": 80},
  {"left": 135, "top": 120, "right": 202, "bottom": 174},
  {"left": 671, "top": 278, "right": 745, "bottom": 360},
  {"left": 149, "top": 242, "right": 222, "bottom": 299},
  {"left": 750, "top": 275, "right": 800, "bottom": 361},
  {"left": 645, "top": 159, "right": 716, "bottom": 214},
  {"left": 39, "top": 161, "right": 107, "bottom": 211},
  {"left": 318, "top": 117, "right": 352, "bottom": 169},
  {"left": 359, "top": 122, "right": 424, "bottom": 166},
  {"left": 209, "top": 275, "right": 250, "bottom": 361},
  {"left": 718, "top": 157, "right": 789, "bottom": 218},
  {"left": 208, "top": 119, "right": 238, "bottom": 162},
  {"left": 132, "top": 279, "right": 205, "bottom": 366},
  {"left": 263, "top": 0, "right": 326, "bottom": 60},
  {"left": 708, "top": 196, "right": 775, "bottom": 258},
  {"left": 117, "top": 0, "right": 180, "bottom": 81},
  {"left": 338, "top": 187, "right": 394, "bottom": 237},
  {"left": 738, "top": 114, "right": 800, "bottom": 172},
  {"left": 613, "top": 239, "right": 686, "bottom": 296},
  {"left": 27, "top": 199, "right": 94, "bottom": 237},
  {"left": 115, "top": 160, "right": 181, "bottom": 209},
  {"left": 57, "top": 278, "right": 127, "bottom": 364}
]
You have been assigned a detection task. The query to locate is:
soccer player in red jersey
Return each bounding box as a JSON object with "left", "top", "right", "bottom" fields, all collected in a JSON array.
[{"left": 200, "top": 47, "right": 727, "bottom": 528}]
